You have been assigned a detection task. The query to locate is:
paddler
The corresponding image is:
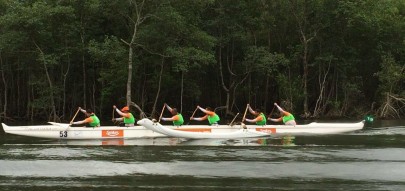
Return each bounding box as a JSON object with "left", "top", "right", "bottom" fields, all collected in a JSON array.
[
  {"left": 190, "top": 106, "right": 220, "bottom": 125},
  {"left": 160, "top": 103, "right": 184, "bottom": 126},
  {"left": 112, "top": 105, "right": 135, "bottom": 126},
  {"left": 70, "top": 107, "right": 100, "bottom": 127},
  {"left": 244, "top": 105, "right": 267, "bottom": 126},
  {"left": 268, "top": 102, "right": 296, "bottom": 125}
]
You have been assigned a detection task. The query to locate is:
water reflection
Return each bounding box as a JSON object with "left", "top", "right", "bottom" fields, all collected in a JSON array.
[
  {"left": 53, "top": 138, "right": 185, "bottom": 146},
  {"left": 44, "top": 137, "right": 297, "bottom": 146},
  {"left": 255, "top": 136, "right": 296, "bottom": 146}
]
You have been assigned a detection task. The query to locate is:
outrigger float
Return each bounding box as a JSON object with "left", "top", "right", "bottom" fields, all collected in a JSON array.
[{"left": 1, "top": 119, "right": 364, "bottom": 140}]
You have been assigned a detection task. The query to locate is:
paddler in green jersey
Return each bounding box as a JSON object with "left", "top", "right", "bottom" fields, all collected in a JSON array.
[
  {"left": 268, "top": 103, "right": 296, "bottom": 125},
  {"left": 113, "top": 105, "right": 135, "bottom": 126},
  {"left": 190, "top": 106, "right": 220, "bottom": 125},
  {"left": 161, "top": 103, "right": 184, "bottom": 126},
  {"left": 70, "top": 107, "right": 100, "bottom": 127},
  {"left": 244, "top": 104, "right": 267, "bottom": 126}
]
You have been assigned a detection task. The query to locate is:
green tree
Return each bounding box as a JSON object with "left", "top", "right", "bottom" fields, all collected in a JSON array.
[{"left": 376, "top": 53, "right": 405, "bottom": 118}]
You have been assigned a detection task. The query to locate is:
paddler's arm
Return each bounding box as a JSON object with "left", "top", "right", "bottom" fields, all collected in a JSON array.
[
  {"left": 72, "top": 120, "right": 85, "bottom": 125},
  {"left": 79, "top": 107, "right": 86, "bottom": 114},
  {"left": 162, "top": 115, "right": 179, "bottom": 121},
  {"left": 113, "top": 117, "right": 123, "bottom": 122},
  {"left": 114, "top": 107, "right": 128, "bottom": 117},
  {"left": 197, "top": 106, "right": 209, "bottom": 114},
  {"left": 190, "top": 115, "right": 208, "bottom": 121},
  {"left": 161, "top": 117, "right": 172, "bottom": 121},
  {"left": 248, "top": 105, "right": 256, "bottom": 115},
  {"left": 72, "top": 117, "right": 93, "bottom": 125},
  {"left": 246, "top": 115, "right": 263, "bottom": 123},
  {"left": 165, "top": 103, "right": 173, "bottom": 112},
  {"left": 268, "top": 117, "right": 282, "bottom": 122},
  {"left": 274, "top": 103, "right": 285, "bottom": 113}
]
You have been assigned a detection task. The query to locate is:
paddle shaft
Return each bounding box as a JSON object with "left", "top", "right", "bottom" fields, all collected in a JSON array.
[
  {"left": 112, "top": 108, "right": 119, "bottom": 125},
  {"left": 70, "top": 108, "right": 81, "bottom": 124},
  {"left": 268, "top": 105, "right": 276, "bottom": 118},
  {"left": 190, "top": 107, "right": 198, "bottom": 118},
  {"left": 242, "top": 104, "right": 249, "bottom": 121},
  {"left": 186, "top": 107, "right": 199, "bottom": 125},
  {"left": 158, "top": 104, "right": 165, "bottom": 123},
  {"left": 229, "top": 113, "right": 240, "bottom": 126}
]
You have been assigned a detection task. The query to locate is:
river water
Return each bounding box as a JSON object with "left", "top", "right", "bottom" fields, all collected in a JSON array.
[{"left": 0, "top": 120, "right": 404, "bottom": 191}]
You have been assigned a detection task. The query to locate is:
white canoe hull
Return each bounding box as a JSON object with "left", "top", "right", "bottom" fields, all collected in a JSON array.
[
  {"left": 1, "top": 123, "right": 166, "bottom": 139},
  {"left": 136, "top": 119, "right": 365, "bottom": 139},
  {"left": 2, "top": 120, "right": 364, "bottom": 140}
]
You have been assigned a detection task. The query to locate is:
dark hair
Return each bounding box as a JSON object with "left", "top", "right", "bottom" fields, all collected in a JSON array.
[
  {"left": 171, "top": 108, "right": 178, "bottom": 115},
  {"left": 86, "top": 109, "right": 93, "bottom": 114},
  {"left": 206, "top": 107, "right": 212, "bottom": 111}
]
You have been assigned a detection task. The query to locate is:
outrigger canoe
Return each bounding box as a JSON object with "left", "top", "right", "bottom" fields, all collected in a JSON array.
[
  {"left": 1, "top": 122, "right": 166, "bottom": 139},
  {"left": 1, "top": 121, "right": 268, "bottom": 139},
  {"left": 1, "top": 119, "right": 364, "bottom": 140},
  {"left": 137, "top": 118, "right": 365, "bottom": 139}
]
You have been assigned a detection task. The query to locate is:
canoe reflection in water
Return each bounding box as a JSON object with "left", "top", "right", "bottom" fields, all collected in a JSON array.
[
  {"left": 55, "top": 137, "right": 185, "bottom": 146},
  {"left": 53, "top": 137, "right": 296, "bottom": 146},
  {"left": 256, "top": 135, "right": 295, "bottom": 146}
]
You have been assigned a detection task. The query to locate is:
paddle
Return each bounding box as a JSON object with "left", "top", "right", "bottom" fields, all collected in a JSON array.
[
  {"left": 112, "top": 107, "right": 119, "bottom": 126},
  {"left": 268, "top": 105, "right": 276, "bottom": 119},
  {"left": 229, "top": 113, "right": 240, "bottom": 126},
  {"left": 242, "top": 104, "right": 249, "bottom": 122},
  {"left": 158, "top": 104, "right": 165, "bottom": 123},
  {"left": 241, "top": 104, "right": 249, "bottom": 129},
  {"left": 70, "top": 107, "right": 81, "bottom": 125},
  {"left": 186, "top": 107, "right": 199, "bottom": 125}
]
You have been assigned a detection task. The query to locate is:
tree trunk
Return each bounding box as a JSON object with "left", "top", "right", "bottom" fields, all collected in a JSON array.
[
  {"left": 30, "top": 85, "right": 34, "bottom": 121},
  {"left": 62, "top": 41, "right": 71, "bottom": 120},
  {"left": 218, "top": 46, "right": 232, "bottom": 115},
  {"left": 313, "top": 60, "right": 331, "bottom": 117},
  {"left": 34, "top": 42, "right": 58, "bottom": 122},
  {"left": 0, "top": 51, "right": 7, "bottom": 119},
  {"left": 289, "top": 0, "right": 316, "bottom": 118},
  {"left": 151, "top": 57, "right": 164, "bottom": 118},
  {"left": 81, "top": 33, "right": 87, "bottom": 108},
  {"left": 180, "top": 71, "right": 184, "bottom": 113},
  {"left": 126, "top": 44, "right": 133, "bottom": 107},
  {"left": 264, "top": 74, "right": 270, "bottom": 113},
  {"left": 123, "top": 0, "right": 147, "bottom": 108},
  {"left": 302, "top": 41, "right": 309, "bottom": 117}
]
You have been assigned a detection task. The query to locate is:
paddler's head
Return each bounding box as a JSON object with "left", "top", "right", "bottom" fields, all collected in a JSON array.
[
  {"left": 171, "top": 108, "right": 178, "bottom": 115},
  {"left": 254, "top": 108, "right": 262, "bottom": 116},
  {"left": 121, "top": 106, "right": 130, "bottom": 113},
  {"left": 85, "top": 109, "right": 94, "bottom": 116}
]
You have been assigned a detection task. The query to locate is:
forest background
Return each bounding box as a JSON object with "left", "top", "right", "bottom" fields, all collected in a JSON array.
[{"left": 0, "top": 0, "right": 404, "bottom": 123}]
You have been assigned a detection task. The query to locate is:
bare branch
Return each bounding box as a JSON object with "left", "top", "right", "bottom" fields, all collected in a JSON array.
[
  {"left": 120, "top": 39, "right": 130, "bottom": 46},
  {"left": 134, "top": 42, "right": 169, "bottom": 57}
]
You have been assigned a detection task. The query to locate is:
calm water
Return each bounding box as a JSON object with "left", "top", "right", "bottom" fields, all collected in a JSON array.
[{"left": 0, "top": 120, "right": 404, "bottom": 191}]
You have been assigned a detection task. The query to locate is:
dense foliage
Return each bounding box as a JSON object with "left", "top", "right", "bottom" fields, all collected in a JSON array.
[{"left": 0, "top": 0, "right": 404, "bottom": 122}]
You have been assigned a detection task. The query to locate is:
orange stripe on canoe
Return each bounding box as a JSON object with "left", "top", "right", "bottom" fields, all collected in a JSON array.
[
  {"left": 176, "top": 128, "right": 212, "bottom": 133},
  {"left": 255, "top": 128, "right": 276, "bottom": 134}
]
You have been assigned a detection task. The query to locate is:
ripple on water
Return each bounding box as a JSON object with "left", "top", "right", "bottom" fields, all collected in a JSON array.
[{"left": 0, "top": 160, "right": 404, "bottom": 182}]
